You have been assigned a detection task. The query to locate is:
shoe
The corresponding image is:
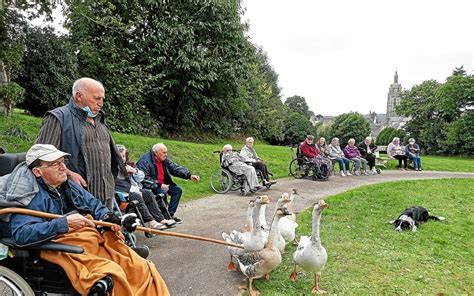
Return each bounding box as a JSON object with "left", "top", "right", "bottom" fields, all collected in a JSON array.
[
  {"left": 362, "top": 171, "right": 368, "bottom": 175},
  {"left": 160, "top": 219, "right": 176, "bottom": 227},
  {"left": 354, "top": 171, "right": 360, "bottom": 176},
  {"left": 146, "top": 220, "right": 167, "bottom": 230},
  {"left": 340, "top": 170, "right": 346, "bottom": 177},
  {"left": 346, "top": 171, "right": 352, "bottom": 176},
  {"left": 89, "top": 275, "right": 114, "bottom": 296},
  {"left": 254, "top": 185, "right": 264, "bottom": 190},
  {"left": 172, "top": 216, "right": 183, "bottom": 224},
  {"left": 266, "top": 180, "right": 277, "bottom": 185},
  {"left": 131, "top": 245, "right": 149, "bottom": 259},
  {"left": 371, "top": 168, "right": 377, "bottom": 174}
]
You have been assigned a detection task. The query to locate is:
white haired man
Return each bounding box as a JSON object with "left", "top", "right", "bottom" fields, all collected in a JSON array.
[
  {"left": 137, "top": 143, "right": 200, "bottom": 224},
  {"left": 36, "top": 77, "right": 126, "bottom": 209}
]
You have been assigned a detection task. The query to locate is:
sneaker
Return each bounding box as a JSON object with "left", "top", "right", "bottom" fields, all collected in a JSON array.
[
  {"left": 172, "top": 216, "right": 183, "bottom": 224},
  {"left": 160, "top": 219, "right": 176, "bottom": 227},
  {"left": 340, "top": 170, "right": 346, "bottom": 177},
  {"left": 362, "top": 171, "right": 368, "bottom": 175},
  {"left": 131, "top": 245, "right": 149, "bottom": 259},
  {"left": 354, "top": 171, "right": 360, "bottom": 176},
  {"left": 346, "top": 171, "right": 352, "bottom": 176},
  {"left": 146, "top": 220, "right": 167, "bottom": 230}
]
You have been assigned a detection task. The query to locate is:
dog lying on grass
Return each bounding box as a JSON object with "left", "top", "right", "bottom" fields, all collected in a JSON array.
[{"left": 390, "top": 206, "right": 445, "bottom": 232}]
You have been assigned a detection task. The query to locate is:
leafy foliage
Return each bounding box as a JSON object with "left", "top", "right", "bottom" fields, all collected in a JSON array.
[
  {"left": 285, "top": 95, "right": 312, "bottom": 119},
  {"left": 376, "top": 127, "right": 407, "bottom": 146},
  {"left": 397, "top": 70, "right": 473, "bottom": 155},
  {"left": 331, "top": 112, "right": 370, "bottom": 146},
  {"left": 16, "top": 26, "right": 78, "bottom": 116}
]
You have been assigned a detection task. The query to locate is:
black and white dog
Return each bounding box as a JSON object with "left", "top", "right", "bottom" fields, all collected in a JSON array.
[{"left": 390, "top": 206, "right": 445, "bottom": 232}]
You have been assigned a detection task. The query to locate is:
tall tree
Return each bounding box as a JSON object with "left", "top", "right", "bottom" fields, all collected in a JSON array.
[
  {"left": 284, "top": 95, "right": 311, "bottom": 119},
  {"left": 331, "top": 112, "right": 370, "bottom": 146},
  {"left": 17, "top": 26, "right": 78, "bottom": 116}
]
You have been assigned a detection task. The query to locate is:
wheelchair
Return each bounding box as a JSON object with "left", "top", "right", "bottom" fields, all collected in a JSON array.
[
  {"left": 209, "top": 150, "right": 275, "bottom": 195},
  {"left": 0, "top": 149, "right": 148, "bottom": 295},
  {"left": 288, "top": 144, "right": 330, "bottom": 181}
]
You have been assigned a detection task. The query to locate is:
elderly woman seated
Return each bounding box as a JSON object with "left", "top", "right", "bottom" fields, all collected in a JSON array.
[
  {"left": 343, "top": 138, "right": 368, "bottom": 176},
  {"left": 405, "top": 138, "right": 422, "bottom": 171},
  {"left": 388, "top": 137, "right": 408, "bottom": 170},
  {"left": 222, "top": 144, "right": 262, "bottom": 194},
  {"left": 239, "top": 137, "right": 276, "bottom": 186}
]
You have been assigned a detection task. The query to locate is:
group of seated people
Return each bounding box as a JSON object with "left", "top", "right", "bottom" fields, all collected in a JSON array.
[
  {"left": 387, "top": 137, "right": 422, "bottom": 171},
  {"left": 299, "top": 135, "right": 423, "bottom": 177},
  {"left": 221, "top": 137, "right": 276, "bottom": 194}
]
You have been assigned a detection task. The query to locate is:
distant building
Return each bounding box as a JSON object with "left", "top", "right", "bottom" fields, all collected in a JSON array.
[{"left": 317, "top": 71, "right": 410, "bottom": 138}]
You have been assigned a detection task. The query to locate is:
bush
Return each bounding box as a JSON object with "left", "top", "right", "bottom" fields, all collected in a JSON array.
[{"left": 376, "top": 127, "right": 407, "bottom": 146}]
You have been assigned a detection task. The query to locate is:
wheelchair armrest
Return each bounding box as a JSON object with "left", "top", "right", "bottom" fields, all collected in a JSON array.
[{"left": 0, "top": 237, "right": 84, "bottom": 254}]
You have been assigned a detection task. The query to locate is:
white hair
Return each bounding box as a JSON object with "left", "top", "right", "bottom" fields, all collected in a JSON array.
[
  {"left": 392, "top": 137, "right": 400, "bottom": 143},
  {"left": 365, "top": 136, "right": 372, "bottom": 142},
  {"left": 72, "top": 77, "right": 104, "bottom": 99},
  {"left": 246, "top": 137, "right": 254, "bottom": 143},
  {"left": 348, "top": 138, "right": 356, "bottom": 144},
  {"left": 152, "top": 143, "right": 167, "bottom": 153},
  {"left": 223, "top": 144, "right": 232, "bottom": 151}
]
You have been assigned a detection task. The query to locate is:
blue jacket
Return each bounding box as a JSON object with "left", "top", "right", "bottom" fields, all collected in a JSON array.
[
  {"left": 405, "top": 143, "right": 420, "bottom": 157},
  {"left": 137, "top": 150, "right": 191, "bottom": 190},
  {"left": 9, "top": 179, "right": 110, "bottom": 247}
]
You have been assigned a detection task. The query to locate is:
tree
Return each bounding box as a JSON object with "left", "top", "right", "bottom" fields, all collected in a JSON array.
[
  {"left": 376, "top": 127, "right": 407, "bottom": 146},
  {"left": 284, "top": 95, "right": 312, "bottom": 119},
  {"left": 16, "top": 26, "right": 78, "bottom": 116},
  {"left": 282, "top": 110, "right": 316, "bottom": 145},
  {"left": 331, "top": 112, "right": 370, "bottom": 146}
]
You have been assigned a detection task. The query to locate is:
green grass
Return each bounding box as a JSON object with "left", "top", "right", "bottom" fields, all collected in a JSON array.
[
  {"left": 254, "top": 179, "right": 474, "bottom": 295},
  {"left": 1, "top": 111, "right": 473, "bottom": 200},
  {"left": 379, "top": 152, "right": 474, "bottom": 173}
]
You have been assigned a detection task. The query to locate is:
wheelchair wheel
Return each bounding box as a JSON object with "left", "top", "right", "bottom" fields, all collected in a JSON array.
[
  {"left": 210, "top": 169, "right": 232, "bottom": 194},
  {"left": 0, "top": 266, "right": 34, "bottom": 296},
  {"left": 289, "top": 158, "right": 311, "bottom": 179}
]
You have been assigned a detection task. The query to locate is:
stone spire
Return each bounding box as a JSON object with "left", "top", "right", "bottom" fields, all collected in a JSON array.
[{"left": 386, "top": 70, "right": 402, "bottom": 118}]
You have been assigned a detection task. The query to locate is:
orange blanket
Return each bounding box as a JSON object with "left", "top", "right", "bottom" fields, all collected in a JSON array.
[{"left": 41, "top": 227, "right": 169, "bottom": 296}]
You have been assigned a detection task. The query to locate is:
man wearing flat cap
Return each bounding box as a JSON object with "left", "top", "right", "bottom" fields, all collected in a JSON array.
[{"left": 9, "top": 144, "right": 169, "bottom": 296}]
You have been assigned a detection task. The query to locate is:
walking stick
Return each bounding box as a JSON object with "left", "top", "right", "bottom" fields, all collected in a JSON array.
[{"left": 0, "top": 208, "right": 244, "bottom": 249}]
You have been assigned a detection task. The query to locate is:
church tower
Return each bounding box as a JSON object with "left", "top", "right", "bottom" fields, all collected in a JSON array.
[{"left": 386, "top": 71, "right": 402, "bottom": 118}]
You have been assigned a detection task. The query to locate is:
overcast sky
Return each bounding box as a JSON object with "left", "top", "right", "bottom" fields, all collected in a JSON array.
[{"left": 242, "top": 0, "right": 473, "bottom": 116}]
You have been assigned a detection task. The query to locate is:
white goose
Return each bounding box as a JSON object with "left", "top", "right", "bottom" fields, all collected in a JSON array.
[
  {"left": 237, "top": 205, "right": 292, "bottom": 296},
  {"left": 279, "top": 188, "right": 299, "bottom": 243},
  {"left": 222, "top": 196, "right": 269, "bottom": 271},
  {"left": 290, "top": 199, "right": 329, "bottom": 294}
]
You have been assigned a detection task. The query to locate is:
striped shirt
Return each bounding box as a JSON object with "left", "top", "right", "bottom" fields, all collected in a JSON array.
[{"left": 36, "top": 113, "right": 115, "bottom": 209}]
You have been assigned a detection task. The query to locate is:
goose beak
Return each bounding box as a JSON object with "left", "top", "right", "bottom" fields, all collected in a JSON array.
[
  {"left": 281, "top": 192, "right": 290, "bottom": 202},
  {"left": 260, "top": 195, "right": 269, "bottom": 204},
  {"left": 319, "top": 199, "right": 329, "bottom": 209}
]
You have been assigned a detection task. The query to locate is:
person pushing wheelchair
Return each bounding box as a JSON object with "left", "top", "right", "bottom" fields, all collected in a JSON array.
[{"left": 8, "top": 144, "right": 169, "bottom": 296}]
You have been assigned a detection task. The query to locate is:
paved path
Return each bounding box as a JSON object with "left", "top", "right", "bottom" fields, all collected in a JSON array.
[{"left": 141, "top": 171, "right": 474, "bottom": 295}]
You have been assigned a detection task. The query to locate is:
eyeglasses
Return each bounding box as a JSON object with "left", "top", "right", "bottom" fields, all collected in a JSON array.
[{"left": 37, "top": 158, "right": 69, "bottom": 169}]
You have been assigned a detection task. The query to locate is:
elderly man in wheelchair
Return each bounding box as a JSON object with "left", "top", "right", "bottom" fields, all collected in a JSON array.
[
  {"left": 289, "top": 135, "right": 331, "bottom": 180},
  {"left": 0, "top": 144, "right": 169, "bottom": 295}
]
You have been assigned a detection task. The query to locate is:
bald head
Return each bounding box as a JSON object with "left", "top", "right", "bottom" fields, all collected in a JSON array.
[{"left": 72, "top": 77, "right": 105, "bottom": 116}]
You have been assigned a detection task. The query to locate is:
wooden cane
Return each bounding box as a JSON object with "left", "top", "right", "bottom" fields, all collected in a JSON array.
[{"left": 0, "top": 207, "right": 244, "bottom": 249}]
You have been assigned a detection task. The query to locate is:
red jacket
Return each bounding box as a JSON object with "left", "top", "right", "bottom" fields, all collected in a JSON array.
[{"left": 300, "top": 141, "right": 319, "bottom": 158}]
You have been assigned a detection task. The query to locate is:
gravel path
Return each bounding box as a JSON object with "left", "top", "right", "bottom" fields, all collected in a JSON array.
[{"left": 140, "top": 170, "right": 474, "bottom": 295}]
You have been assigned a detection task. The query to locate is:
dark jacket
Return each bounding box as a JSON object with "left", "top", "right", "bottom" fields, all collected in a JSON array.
[
  {"left": 357, "top": 142, "right": 377, "bottom": 158},
  {"left": 137, "top": 150, "right": 192, "bottom": 191},
  {"left": 9, "top": 179, "right": 110, "bottom": 247},
  {"left": 48, "top": 99, "right": 127, "bottom": 186}
]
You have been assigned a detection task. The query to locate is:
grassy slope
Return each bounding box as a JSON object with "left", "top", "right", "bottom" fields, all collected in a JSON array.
[
  {"left": 254, "top": 178, "right": 474, "bottom": 295},
  {"left": 1, "top": 112, "right": 473, "bottom": 201}
]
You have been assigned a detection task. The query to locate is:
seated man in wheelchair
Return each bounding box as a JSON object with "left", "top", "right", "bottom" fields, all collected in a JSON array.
[
  {"left": 116, "top": 144, "right": 176, "bottom": 229},
  {"left": 300, "top": 135, "right": 332, "bottom": 179},
  {"left": 239, "top": 137, "right": 276, "bottom": 187},
  {"left": 222, "top": 144, "right": 263, "bottom": 194},
  {"left": 8, "top": 144, "right": 169, "bottom": 295}
]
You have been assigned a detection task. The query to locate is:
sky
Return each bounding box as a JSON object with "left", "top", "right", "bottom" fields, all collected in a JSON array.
[{"left": 242, "top": 0, "right": 474, "bottom": 116}]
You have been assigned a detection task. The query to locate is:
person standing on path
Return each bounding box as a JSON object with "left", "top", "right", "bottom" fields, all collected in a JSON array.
[{"left": 36, "top": 77, "right": 126, "bottom": 209}]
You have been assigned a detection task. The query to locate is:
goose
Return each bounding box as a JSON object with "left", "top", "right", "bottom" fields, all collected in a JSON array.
[
  {"left": 237, "top": 205, "right": 292, "bottom": 296},
  {"left": 289, "top": 199, "right": 329, "bottom": 294},
  {"left": 279, "top": 188, "right": 299, "bottom": 243},
  {"left": 273, "top": 193, "right": 291, "bottom": 254},
  {"left": 222, "top": 195, "right": 269, "bottom": 271}
]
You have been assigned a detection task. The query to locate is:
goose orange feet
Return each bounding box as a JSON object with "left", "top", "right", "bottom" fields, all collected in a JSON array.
[
  {"left": 227, "top": 261, "right": 236, "bottom": 272},
  {"left": 289, "top": 270, "right": 297, "bottom": 282}
]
